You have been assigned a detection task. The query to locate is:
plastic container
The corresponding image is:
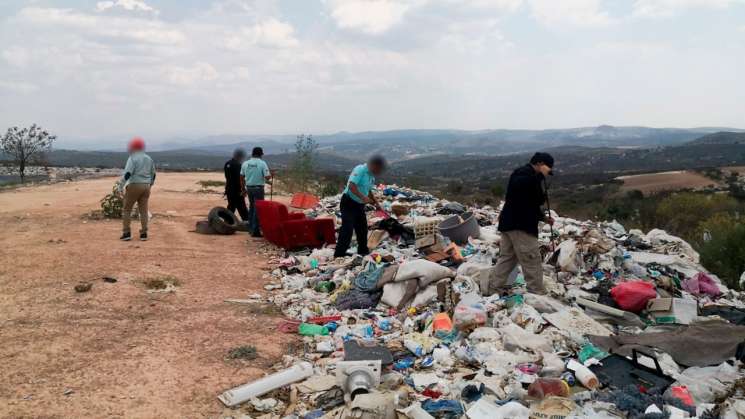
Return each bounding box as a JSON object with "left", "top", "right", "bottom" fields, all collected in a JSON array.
[
  {"left": 527, "top": 378, "right": 571, "bottom": 399},
  {"left": 438, "top": 212, "right": 481, "bottom": 245},
  {"left": 218, "top": 362, "right": 314, "bottom": 406},
  {"left": 567, "top": 359, "right": 599, "bottom": 390}
]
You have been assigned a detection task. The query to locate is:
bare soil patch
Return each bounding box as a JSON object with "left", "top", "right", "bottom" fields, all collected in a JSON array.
[
  {"left": 0, "top": 173, "right": 296, "bottom": 418},
  {"left": 617, "top": 170, "right": 720, "bottom": 195}
]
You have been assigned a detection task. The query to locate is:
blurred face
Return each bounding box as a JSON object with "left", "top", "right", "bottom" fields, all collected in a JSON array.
[
  {"left": 535, "top": 163, "right": 553, "bottom": 177},
  {"left": 369, "top": 162, "right": 385, "bottom": 176}
]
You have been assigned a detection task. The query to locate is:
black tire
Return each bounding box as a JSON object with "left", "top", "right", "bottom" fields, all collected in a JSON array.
[
  {"left": 208, "top": 207, "right": 238, "bottom": 235},
  {"left": 195, "top": 220, "right": 217, "bottom": 235}
]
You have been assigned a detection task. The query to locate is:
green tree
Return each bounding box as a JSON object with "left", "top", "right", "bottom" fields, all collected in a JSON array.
[
  {"left": 696, "top": 214, "right": 745, "bottom": 290},
  {"left": 288, "top": 134, "right": 317, "bottom": 192},
  {"left": 655, "top": 192, "right": 739, "bottom": 242}
]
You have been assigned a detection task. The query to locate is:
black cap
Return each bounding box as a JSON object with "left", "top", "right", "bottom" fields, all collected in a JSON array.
[
  {"left": 252, "top": 147, "right": 264, "bottom": 157},
  {"left": 530, "top": 152, "right": 554, "bottom": 168}
]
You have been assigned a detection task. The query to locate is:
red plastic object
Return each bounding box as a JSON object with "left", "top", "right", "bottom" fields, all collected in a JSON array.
[
  {"left": 307, "top": 315, "right": 343, "bottom": 325},
  {"left": 670, "top": 386, "right": 695, "bottom": 406},
  {"left": 290, "top": 193, "right": 320, "bottom": 210},
  {"left": 611, "top": 281, "right": 657, "bottom": 313},
  {"left": 255, "top": 200, "right": 336, "bottom": 250}
]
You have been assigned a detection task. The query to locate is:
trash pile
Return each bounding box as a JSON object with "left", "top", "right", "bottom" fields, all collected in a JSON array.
[{"left": 220, "top": 185, "right": 745, "bottom": 419}]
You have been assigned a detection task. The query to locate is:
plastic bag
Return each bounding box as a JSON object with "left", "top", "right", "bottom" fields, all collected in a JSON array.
[
  {"left": 453, "top": 302, "right": 487, "bottom": 330},
  {"left": 610, "top": 281, "right": 657, "bottom": 313}
]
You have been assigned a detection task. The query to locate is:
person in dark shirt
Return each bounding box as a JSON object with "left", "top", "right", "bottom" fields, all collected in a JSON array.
[
  {"left": 224, "top": 148, "right": 248, "bottom": 221},
  {"left": 489, "top": 152, "right": 555, "bottom": 295}
]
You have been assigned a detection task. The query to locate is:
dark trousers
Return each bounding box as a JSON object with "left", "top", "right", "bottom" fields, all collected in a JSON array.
[
  {"left": 246, "top": 185, "right": 265, "bottom": 235},
  {"left": 335, "top": 194, "right": 369, "bottom": 257},
  {"left": 226, "top": 193, "right": 249, "bottom": 221}
]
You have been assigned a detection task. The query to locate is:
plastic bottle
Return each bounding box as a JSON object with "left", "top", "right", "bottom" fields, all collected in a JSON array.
[
  {"left": 566, "top": 359, "right": 599, "bottom": 390},
  {"left": 527, "top": 378, "right": 571, "bottom": 399}
]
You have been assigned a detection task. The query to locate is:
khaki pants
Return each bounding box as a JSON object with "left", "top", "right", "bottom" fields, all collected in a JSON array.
[
  {"left": 489, "top": 230, "right": 546, "bottom": 295},
  {"left": 122, "top": 183, "right": 151, "bottom": 234}
]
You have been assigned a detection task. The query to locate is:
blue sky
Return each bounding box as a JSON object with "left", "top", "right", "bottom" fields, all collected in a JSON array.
[{"left": 0, "top": 0, "right": 744, "bottom": 141}]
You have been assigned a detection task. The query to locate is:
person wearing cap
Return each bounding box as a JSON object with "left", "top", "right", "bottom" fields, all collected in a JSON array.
[
  {"left": 334, "top": 155, "right": 386, "bottom": 258},
  {"left": 224, "top": 148, "right": 249, "bottom": 221},
  {"left": 119, "top": 137, "right": 156, "bottom": 241},
  {"left": 489, "top": 152, "right": 555, "bottom": 295},
  {"left": 240, "top": 147, "right": 271, "bottom": 237}
]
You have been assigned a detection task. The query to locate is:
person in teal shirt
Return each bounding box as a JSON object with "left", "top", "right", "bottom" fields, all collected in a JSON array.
[
  {"left": 240, "top": 147, "right": 272, "bottom": 236},
  {"left": 334, "top": 155, "right": 387, "bottom": 257}
]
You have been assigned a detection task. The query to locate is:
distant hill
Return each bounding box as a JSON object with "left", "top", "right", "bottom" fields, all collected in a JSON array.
[
  {"left": 687, "top": 131, "right": 745, "bottom": 145},
  {"left": 52, "top": 126, "right": 744, "bottom": 158},
  {"left": 42, "top": 149, "right": 358, "bottom": 173}
]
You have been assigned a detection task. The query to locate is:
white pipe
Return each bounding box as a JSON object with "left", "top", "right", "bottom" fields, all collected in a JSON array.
[{"left": 218, "top": 362, "right": 314, "bottom": 407}]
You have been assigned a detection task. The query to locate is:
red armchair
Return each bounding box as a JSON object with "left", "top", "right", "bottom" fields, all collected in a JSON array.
[{"left": 255, "top": 200, "right": 336, "bottom": 250}]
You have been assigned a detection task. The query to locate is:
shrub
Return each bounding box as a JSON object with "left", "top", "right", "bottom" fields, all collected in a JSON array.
[{"left": 696, "top": 214, "right": 745, "bottom": 290}]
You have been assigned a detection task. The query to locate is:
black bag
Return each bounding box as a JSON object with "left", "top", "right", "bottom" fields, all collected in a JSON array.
[{"left": 590, "top": 349, "right": 674, "bottom": 393}]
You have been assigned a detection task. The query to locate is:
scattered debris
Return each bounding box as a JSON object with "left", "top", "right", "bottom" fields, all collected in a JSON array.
[{"left": 216, "top": 184, "right": 745, "bottom": 418}]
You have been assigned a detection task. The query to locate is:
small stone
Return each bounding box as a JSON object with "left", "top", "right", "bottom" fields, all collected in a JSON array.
[{"left": 74, "top": 283, "right": 92, "bottom": 293}]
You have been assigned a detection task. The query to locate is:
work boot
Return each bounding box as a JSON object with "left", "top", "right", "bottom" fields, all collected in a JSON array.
[
  {"left": 140, "top": 232, "right": 148, "bottom": 241},
  {"left": 120, "top": 232, "right": 132, "bottom": 241}
]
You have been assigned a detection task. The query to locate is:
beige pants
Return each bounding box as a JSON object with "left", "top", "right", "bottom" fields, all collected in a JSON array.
[
  {"left": 122, "top": 183, "right": 151, "bottom": 234},
  {"left": 489, "top": 230, "right": 546, "bottom": 295}
]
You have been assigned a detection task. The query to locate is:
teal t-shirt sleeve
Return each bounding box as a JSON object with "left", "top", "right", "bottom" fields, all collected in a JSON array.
[
  {"left": 348, "top": 166, "right": 364, "bottom": 186},
  {"left": 262, "top": 161, "right": 269, "bottom": 177}
]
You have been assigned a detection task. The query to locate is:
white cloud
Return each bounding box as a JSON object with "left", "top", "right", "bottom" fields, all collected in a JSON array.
[
  {"left": 96, "top": 0, "right": 158, "bottom": 14},
  {"left": 632, "top": 0, "right": 743, "bottom": 18},
  {"left": 17, "top": 7, "right": 184, "bottom": 45},
  {"left": 328, "top": 0, "right": 417, "bottom": 34},
  {"left": 528, "top": 0, "right": 612, "bottom": 27},
  {"left": 166, "top": 62, "right": 219, "bottom": 85}
]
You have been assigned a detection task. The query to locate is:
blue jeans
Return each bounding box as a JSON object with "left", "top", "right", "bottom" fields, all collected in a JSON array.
[{"left": 246, "top": 185, "right": 265, "bottom": 235}]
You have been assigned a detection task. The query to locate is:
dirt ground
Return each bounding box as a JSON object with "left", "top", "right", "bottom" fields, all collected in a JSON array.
[
  {"left": 617, "top": 170, "right": 720, "bottom": 195},
  {"left": 0, "top": 173, "right": 297, "bottom": 418}
]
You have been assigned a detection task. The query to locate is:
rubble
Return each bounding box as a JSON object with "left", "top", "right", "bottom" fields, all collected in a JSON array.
[{"left": 220, "top": 184, "right": 745, "bottom": 418}]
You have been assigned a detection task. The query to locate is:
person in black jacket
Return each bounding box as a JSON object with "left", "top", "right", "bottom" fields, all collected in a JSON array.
[
  {"left": 489, "top": 152, "right": 555, "bottom": 295},
  {"left": 224, "top": 148, "right": 249, "bottom": 221}
]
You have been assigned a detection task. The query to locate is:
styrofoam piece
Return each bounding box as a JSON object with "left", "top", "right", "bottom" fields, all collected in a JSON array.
[{"left": 218, "top": 362, "right": 314, "bottom": 407}]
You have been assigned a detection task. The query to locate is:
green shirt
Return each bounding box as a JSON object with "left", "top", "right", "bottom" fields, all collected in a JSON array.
[
  {"left": 344, "top": 163, "right": 376, "bottom": 203},
  {"left": 240, "top": 158, "right": 270, "bottom": 186}
]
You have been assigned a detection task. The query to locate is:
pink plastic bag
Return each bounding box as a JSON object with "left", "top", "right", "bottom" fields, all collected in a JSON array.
[
  {"left": 682, "top": 272, "right": 722, "bottom": 298},
  {"left": 611, "top": 281, "right": 657, "bottom": 313}
]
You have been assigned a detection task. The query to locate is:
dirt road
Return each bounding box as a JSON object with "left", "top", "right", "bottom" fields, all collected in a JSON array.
[{"left": 0, "top": 173, "right": 296, "bottom": 418}]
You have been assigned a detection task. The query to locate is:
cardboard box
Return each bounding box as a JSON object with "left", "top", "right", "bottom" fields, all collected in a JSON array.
[{"left": 646, "top": 298, "right": 698, "bottom": 325}]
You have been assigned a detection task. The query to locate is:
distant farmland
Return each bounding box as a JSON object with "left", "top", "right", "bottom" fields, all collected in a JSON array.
[{"left": 617, "top": 170, "right": 720, "bottom": 195}]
